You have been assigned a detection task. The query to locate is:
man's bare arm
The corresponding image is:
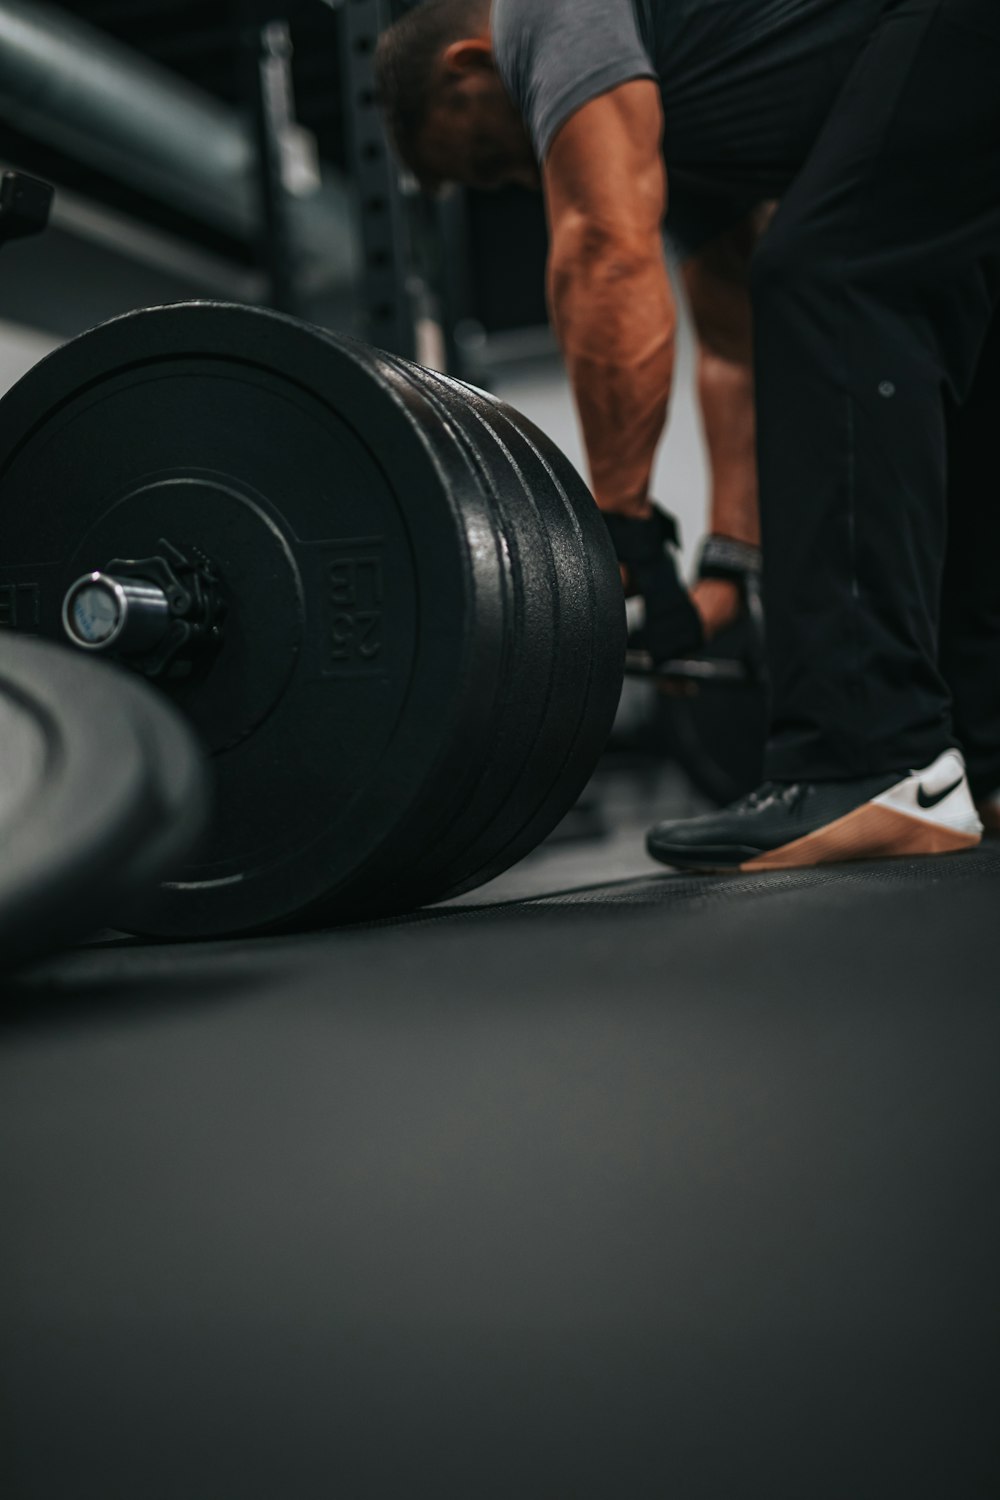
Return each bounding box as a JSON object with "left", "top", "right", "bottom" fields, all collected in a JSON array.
[
  {"left": 682, "top": 216, "right": 761, "bottom": 550},
  {"left": 680, "top": 228, "right": 760, "bottom": 636},
  {"left": 544, "top": 80, "right": 673, "bottom": 517}
]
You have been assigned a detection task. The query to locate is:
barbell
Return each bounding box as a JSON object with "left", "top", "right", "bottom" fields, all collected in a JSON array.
[{"left": 0, "top": 300, "right": 628, "bottom": 937}]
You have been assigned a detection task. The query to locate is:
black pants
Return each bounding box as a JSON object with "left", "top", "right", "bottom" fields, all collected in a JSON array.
[{"left": 751, "top": 0, "right": 1000, "bottom": 793}]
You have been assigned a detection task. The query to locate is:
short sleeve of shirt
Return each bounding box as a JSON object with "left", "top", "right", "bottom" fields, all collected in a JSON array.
[{"left": 492, "top": 0, "right": 657, "bottom": 162}]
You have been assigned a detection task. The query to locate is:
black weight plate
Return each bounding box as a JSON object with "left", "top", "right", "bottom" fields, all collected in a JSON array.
[
  {"left": 0, "top": 303, "right": 510, "bottom": 935},
  {"left": 108, "top": 671, "right": 212, "bottom": 927},
  {"left": 400, "top": 365, "right": 625, "bottom": 896},
  {"left": 422, "top": 368, "right": 625, "bottom": 869},
  {"left": 0, "top": 636, "right": 205, "bottom": 971},
  {"left": 450, "top": 381, "right": 626, "bottom": 796},
  {"left": 362, "top": 355, "right": 572, "bottom": 899},
  {"left": 481, "top": 392, "right": 627, "bottom": 768},
  {"left": 275, "top": 338, "right": 524, "bottom": 920}
]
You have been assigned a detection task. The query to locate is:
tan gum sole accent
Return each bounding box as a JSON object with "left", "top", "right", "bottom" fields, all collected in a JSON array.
[{"left": 739, "top": 802, "right": 982, "bottom": 872}]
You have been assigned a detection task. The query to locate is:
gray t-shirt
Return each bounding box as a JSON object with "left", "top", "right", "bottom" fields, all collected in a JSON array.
[{"left": 492, "top": 0, "right": 887, "bottom": 252}]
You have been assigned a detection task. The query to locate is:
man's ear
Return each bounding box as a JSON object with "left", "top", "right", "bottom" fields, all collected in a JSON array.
[{"left": 442, "top": 37, "right": 494, "bottom": 76}]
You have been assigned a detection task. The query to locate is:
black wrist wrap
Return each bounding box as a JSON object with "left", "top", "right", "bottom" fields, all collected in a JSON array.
[
  {"left": 696, "top": 534, "right": 762, "bottom": 584},
  {"left": 603, "top": 508, "right": 703, "bottom": 662},
  {"left": 697, "top": 533, "right": 767, "bottom": 669}
]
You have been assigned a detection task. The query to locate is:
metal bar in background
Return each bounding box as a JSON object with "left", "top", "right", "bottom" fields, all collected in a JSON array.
[
  {"left": 47, "top": 183, "right": 268, "bottom": 303},
  {"left": 0, "top": 0, "right": 357, "bottom": 295},
  {"left": 242, "top": 14, "right": 302, "bottom": 316},
  {"left": 338, "top": 0, "right": 416, "bottom": 357}
]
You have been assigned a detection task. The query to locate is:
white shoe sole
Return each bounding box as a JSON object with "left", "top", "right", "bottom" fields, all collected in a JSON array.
[{"left": 739, "top": 749, "right": 983, "bottom": 872}]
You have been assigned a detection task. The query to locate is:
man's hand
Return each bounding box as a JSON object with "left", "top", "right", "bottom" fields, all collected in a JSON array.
[{"left": 543, "top": 80, "right": 674, "bottom": 517}]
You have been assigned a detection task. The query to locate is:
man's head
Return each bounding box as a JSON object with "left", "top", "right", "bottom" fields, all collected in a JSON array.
[{"left": 374, "top": 0, "right": 538, "bottom": 192}]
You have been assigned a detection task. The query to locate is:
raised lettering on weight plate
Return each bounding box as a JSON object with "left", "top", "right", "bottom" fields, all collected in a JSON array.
[
  {"left": 0, "top": 583, "right": 40, "bottom": 631},
  {"left": 325, "top": 555, "right": 384, "bottom": 673}
]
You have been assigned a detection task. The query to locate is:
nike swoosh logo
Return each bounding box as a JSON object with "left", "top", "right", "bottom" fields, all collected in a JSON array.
[{"left": 916, "top": 777, "right": 963, "bottom": 809}]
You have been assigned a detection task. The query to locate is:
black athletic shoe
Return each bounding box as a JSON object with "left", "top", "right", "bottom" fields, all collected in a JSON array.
[
  {"left": 978, "top": 790, "right": 1000, "bottom": 838},
  {"left": 647, "top": 750, "right": 983, "bottom": 872}
]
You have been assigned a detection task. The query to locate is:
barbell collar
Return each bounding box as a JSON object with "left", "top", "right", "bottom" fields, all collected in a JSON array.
[{"left": 62, "top": 571, "right": 172, "bottom": 657}]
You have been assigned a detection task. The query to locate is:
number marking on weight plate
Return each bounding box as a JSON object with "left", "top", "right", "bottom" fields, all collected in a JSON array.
[
  {"left": 324, "top": 549, "right": 385, "bottom": 675},
  {"left": 0, "top": 583, "right": 40, "bottom": 631}
]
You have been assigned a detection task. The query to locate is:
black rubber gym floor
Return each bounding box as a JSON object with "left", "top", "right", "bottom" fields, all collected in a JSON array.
[{"left": 2, "top": 764, "right": 998, "bottom": 1499}]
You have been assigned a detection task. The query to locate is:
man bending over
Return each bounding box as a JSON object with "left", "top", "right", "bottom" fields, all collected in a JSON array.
[{"left": 375, "top": 0, "right": 1000, "bottom": 870}]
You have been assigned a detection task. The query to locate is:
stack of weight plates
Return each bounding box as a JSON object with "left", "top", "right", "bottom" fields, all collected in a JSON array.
[
  {"left": 353, "top": 349, "right": 626, "bottom": 912},
  {"left": 0, "top": 303, "right": 625, "bottom": 937}
]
